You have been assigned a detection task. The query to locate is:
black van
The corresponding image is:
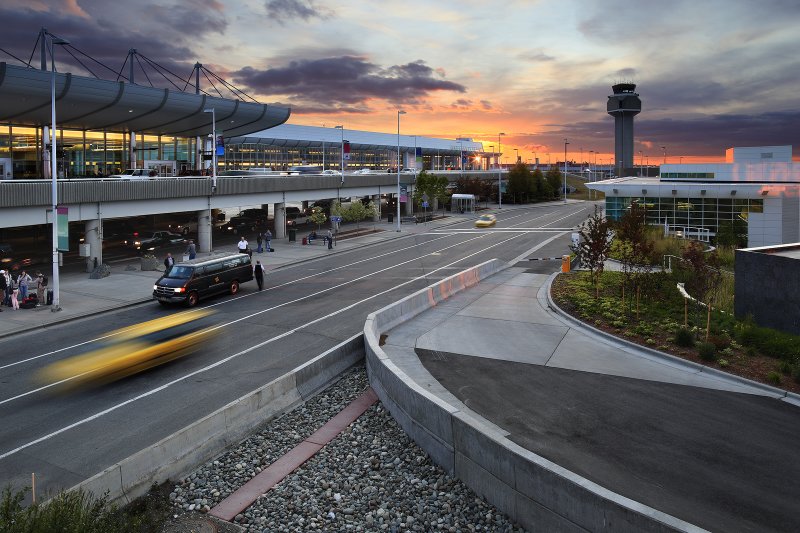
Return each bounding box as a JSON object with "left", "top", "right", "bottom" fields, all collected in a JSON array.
[{"left": 153, "top": 253, "right": 254, "bottom": 307}]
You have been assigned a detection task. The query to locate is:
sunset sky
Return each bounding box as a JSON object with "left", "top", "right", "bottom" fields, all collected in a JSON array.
[{"left": 1, "top": 0, "right": 798, "bottom": 164}]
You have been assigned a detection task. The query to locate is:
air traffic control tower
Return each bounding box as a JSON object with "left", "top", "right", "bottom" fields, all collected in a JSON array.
[{"left": 607, "top": 83, "right": 641, "bottom": 177}]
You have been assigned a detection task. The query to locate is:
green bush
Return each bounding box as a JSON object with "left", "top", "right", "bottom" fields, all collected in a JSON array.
[
  {"left": 698, "top": 341, "right": 717, "bottom": 362},
  {"left": 718, "top": 358, "right": 730, "bottom": 368},
  {"left": 707, "top": 334, "right": 731, "bottom": 351},
  {"left": 0, "top": 487, "right": 137, "bottom": 533},
  {"left": 792, "top": 365, "right": 800, "bottom": 384},
  {"left": 779, "top": 360, "right": 793, "bottom": 375},
  {"left": 767, "top": 371, "right": 782, "bottom": 385},
  {"left": 674, "top": 327, "right": 695, "bottom": 347}
]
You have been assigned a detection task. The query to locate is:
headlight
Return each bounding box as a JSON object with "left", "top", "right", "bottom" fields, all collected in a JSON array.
[
  {"left": 153, "top": 285, "right": 158, "bottom": 291},
  {"left": 134, "top": 241, "right": 141, "bottom": 246},
  {"left": 173, "top": 287, "right": 185, "bottom": 293}
]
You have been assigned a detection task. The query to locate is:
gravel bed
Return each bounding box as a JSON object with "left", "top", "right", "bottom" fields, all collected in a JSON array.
[{"left": 170, "top": 364, "right": 527, "bottom": 532}]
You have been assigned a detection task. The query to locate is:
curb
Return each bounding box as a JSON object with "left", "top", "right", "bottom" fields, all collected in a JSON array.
[{"left": 544, "top": 272, "right": 800, "bottom": 404}]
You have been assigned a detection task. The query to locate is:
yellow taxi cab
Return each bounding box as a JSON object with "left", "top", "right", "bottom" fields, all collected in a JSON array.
[
  {"left": 37, "top": 309, "right": 217, "bottom": 390},
  {"left": 475, "top": 214, "right": 497, "bottom": 228}
]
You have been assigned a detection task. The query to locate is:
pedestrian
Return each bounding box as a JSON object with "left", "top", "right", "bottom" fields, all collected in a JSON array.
[
  {"left": 256, "top": 232, "right": 263, "bottom": 253},
  {"left": 17, "top": 270, "right": 32, "bottom": 301},
  {"left": 35, "top": 272, "right": 45, "bottom": 305},
  {"left": 164, "top": 252, "right": 174, "bottom": 274},
  {"left": 11, "top": 286, "right": 19, "bottom": 310},
  {"left": 237, "top": 236, "right": 249, "bottom": 254},
  {"left": 265, "top": 229, "right": 272, "bottom": 252},
  {"left": 327, "top": 229, "right": 333, "bottom": 250},
  {"left": 185, "top": 240, "right": 196, "bottom": 260},
  {"left": 253, "top": 260, "right": 265, "bottom": 290},
  {"left": 0, "top": 270, "right": 6, "bottom": 311}
]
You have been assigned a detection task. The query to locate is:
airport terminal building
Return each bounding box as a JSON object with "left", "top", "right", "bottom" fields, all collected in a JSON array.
[
  {"left": 587, "top": 146, "right": 800, "bottom": 247},
  {"left": 0, "top": 61, "right": 484, "bottom": 180}
]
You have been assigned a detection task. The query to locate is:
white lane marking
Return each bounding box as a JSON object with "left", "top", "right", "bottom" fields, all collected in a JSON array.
[{"left": 0, "top": 230, "right": 547, "bottom": 461}]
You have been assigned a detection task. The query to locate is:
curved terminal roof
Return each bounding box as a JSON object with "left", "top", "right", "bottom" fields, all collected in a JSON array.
[
  {"left": 229, "top": 124, "right": 484, "bottom": 154},
  {"left": 0, "top": 62, "right": 290, "bottom": 136}
]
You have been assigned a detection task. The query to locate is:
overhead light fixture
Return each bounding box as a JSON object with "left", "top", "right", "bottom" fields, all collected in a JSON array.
[
  {"left": 612, "top": 188, "right": 618, "bottom": 194},
  {"left": 700, "top": 190, "right": 706, "bottom": 195},
  {"left": 761, "top": 190, "right": 769, "bottom": 196},
  {"left": 731, "top": 190, "right": 736, "bottom": 196}
]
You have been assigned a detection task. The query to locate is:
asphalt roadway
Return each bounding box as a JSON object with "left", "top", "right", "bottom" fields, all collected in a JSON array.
[{"left": 0, "top": 202, "right": 591, "bottom": 502}]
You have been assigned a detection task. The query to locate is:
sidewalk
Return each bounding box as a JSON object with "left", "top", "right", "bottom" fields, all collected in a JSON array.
[{"left": 0, "top": 215, "right": 469, "bottom": 339}]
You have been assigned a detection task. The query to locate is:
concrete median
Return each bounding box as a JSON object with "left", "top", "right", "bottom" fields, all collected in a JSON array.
[{"left": 71, "top": 333, "right": 365, "bottom": 505}]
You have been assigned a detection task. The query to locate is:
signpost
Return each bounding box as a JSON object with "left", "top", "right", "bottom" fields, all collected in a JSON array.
[{"left": 422, "top": 193, "right": 429, "bottom": 224}]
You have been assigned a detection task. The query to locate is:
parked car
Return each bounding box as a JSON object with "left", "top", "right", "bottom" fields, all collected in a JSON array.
[
  {"left": 109, "top": 169, "right": 156, "bottom": 179},
  {"left": 224, "top": 216, "right": 259, "bottom": 235},
  {"left": 124, "top": 230, "right": 185, "bottom": 252},
  {"left": 352, "top": 168, "right": 373, "bottom": 174},
  {"left": 153, "top": 253, "right": 254, "bottom": 307},
  {"left": 286, "top": 212, "right": 310, "bottom": 226},
  {"left": 322, "top": 169, "right": 342, "bottom": 176},
  {"left": 401, "top": 168, "right": 417, "bottom": 175}
]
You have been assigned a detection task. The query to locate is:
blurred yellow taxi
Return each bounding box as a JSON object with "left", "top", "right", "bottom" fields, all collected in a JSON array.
[
  {"left": 38, "top": 309, "right": 217, "bottom": 390},
  {"left": 475, "top": 214, "right": 497, "bottom": 228}
]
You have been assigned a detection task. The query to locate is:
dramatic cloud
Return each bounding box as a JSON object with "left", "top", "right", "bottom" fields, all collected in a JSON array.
[
  {"left": 264, "top": 0, "right": 331, "bottom": 24},
  {"left": 233, "top": 56, "right": 466, "bottom": 112}
]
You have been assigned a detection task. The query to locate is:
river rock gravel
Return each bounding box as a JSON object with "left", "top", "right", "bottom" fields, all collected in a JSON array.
[{"left": 170, "top": 364, "right": 527, "bottom": 532}]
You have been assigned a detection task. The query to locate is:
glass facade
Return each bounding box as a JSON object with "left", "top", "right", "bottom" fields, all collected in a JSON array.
[
  {"left": 661, "top": 172, "right": 716, "bottom": 180},
  {"left": 605, "top": 196, "right": 763, "bottom": 235}
]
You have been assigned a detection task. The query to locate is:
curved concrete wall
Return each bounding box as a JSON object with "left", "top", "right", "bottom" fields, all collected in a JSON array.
[{"left": 364, "top": 262, "right": 705, "bottom": 533}]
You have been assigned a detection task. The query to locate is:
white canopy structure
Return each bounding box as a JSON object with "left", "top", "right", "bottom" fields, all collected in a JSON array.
[{"left": 451, "top": 193, "right": 475, "bottom": 214}]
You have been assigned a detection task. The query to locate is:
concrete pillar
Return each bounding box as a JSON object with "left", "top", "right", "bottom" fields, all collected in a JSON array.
[
  {"left": 372, "top": 195, "right": 381, "bottom": 221},
  {"left": 301, "top": 201, "right": 309, "bottom": 211},
  {"left": 85, "top": 219, "right": 102, "bottom": 273},
  {"left": 274, "top": 203, "right": 286, "bottom": 238},
  {"left": 405, "top": 186, "right": 413, "bottom": 215},
  {"left": 432, "top": 197, "right": 439, "bottom": 211},
  {"left": 197, "top": 209, "right": 212, "bottom": 253}
]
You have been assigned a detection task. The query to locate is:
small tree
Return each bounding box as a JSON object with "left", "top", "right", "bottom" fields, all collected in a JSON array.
[
  {"left": 614, "top": 202, "right": 655, "bottom": 316},
  {"left": 344, "top": 200, "right": 368, "bottom": 229},
  {"left": 577, "top": 206, "right": 613, "bottom": 297},
  {"left": 506, "top": 162, "right": 531, "bottom": 204},
  {"left": 308, "top": 206, "right": 327, "bottom": 230},
  {"left": 681, "top": 241, "right": 723, "bottom": 340},
  {"left": 545, "top": 168, "right": 562, "bottom": 200}
]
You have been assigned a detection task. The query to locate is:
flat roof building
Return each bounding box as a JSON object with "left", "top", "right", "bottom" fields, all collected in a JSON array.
[{"left": 587, "top": 146, "right": 799, "bottom": 247}]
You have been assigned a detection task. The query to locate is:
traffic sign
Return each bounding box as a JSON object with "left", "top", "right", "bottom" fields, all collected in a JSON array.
[
  {"left": 331, "top": 216, "right": 342, "bottom": 222},
  {"left": 422, "top": 201, "right": 429, "bottom": 208}
]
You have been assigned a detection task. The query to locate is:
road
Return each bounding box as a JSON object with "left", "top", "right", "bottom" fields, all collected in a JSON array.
[{"left": 0, "top": 203, "right": 592, "bottom": 498}]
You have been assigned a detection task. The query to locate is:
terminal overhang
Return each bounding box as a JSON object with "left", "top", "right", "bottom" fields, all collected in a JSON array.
[{"left": 0, "top": 62, "right": 290, "bottom": 137}]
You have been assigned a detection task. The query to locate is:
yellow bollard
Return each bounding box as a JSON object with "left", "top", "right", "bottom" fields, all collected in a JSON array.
[{"left": 561, "top": 255, "right": 571, "bottom": 273}]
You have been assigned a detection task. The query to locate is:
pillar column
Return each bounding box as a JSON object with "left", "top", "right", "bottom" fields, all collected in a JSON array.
[
  {"left": 85, "top": 219, "right": 102, "bottom": 272},
  {"left": 372, "top": 195, "right": 381, "bottom": 221},
  {"left": 432, "top": 197, "right": 439, "bottom": 211},
  {"left": 301, "top": 201, "right": 309, "bottom": 211},
  {"left": 404, "top": 185, "right": 413, "bottom": 215},
  {"left": 273, "top": 203, "right": 286, "bottom": 238},
  {"left": 197, "top": 209, "right": 212, "bottom": 253}
]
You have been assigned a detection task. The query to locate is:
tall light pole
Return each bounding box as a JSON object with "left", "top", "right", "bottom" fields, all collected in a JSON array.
[
  {"left": 498, "top": 132, "right": 505, "bottom": 208},
  {"left": 335, "top": 125, "right": 344, "bottom": 182},
  {"left": 638, "top": 150, "right": 643, "bottom": 177},
  {"left": 396, "top": 110, "right": 406, "bottom": 232},
  {"left": 203, "top": 108, "right": 217, "bottom": 189},
  {"left": 661, "top": 145, "right": 667, "bottom": 164},
  {"left": 489, "top": 145, "right": 494, "bottom": 172},
  {"left": 514, "top": 148, "right": 519, "bottom": 163},
  {"left": 49, "top": 33, "right": 69, "bottom": 312},
  {"left": 563, "top": 138, "right": 569, "bottom": 204}
]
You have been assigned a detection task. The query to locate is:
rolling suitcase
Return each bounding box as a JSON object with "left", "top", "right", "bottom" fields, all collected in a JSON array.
[{"left": 46, "top": 289, "right": 53, "bottom": 305}]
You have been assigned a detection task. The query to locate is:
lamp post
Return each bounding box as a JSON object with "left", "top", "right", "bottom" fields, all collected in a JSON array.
[
  {"left": 396, "top": 110, "right": 406, "bottom": 232},
  {"left": 638, "top": 150, "right": 643, "bottom": 177},
  {"left": 203, "top": 108, "right": 217, "bottom": 189},
  {"left": 49, "top": 33, "right": 69, "bottom": 312},
  {"left": 679, "top": 156, "right": 683, "bottom": 164},
  {"left": 563, "top": 138, "right": 569, "bottom": 204},
  {"left": 335, "top": 125, "right": 344, "bottom": 182},
  {"left": 514, "top": 148, "right": 519, "bottom": 163},
  {"left": 661, "top": 145, "right": 667, "bottom": 164},
  {"left": 588, "top": 150, "right": 595, "bottom": 200},
  {"left": 489, "top": 145, "right": 494, "bottom": 172},
  {"left": 498, "top": 132, "right": 505, "bottom": 208}
]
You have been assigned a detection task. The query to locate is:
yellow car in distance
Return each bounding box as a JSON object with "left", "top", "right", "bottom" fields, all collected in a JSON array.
[
  {"left": 37, "top": 309, "right": 217, "bottom": 391},
  {"left": 475, "top": 214, "right": 497, "bottom": 228}
]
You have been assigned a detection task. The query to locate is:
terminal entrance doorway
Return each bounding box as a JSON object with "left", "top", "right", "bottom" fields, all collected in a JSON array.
[{"left": 0, "top": 158, "right": 11, "bottom": 179}]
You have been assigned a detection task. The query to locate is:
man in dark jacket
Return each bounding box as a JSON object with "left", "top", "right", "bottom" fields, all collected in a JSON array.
[
  {"left": 253, "top": 260, "right": 265, "bottom": 291},
  {"left": 164, "top": 253, "right": 174, "bottom": 274},
  {"left": 0, "top": 270, "right": 6, "bottom": 310}
]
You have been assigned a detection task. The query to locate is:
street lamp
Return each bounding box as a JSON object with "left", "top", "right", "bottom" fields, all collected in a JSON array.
[
  {"left": 563, "top": 138, "right": 569, "bottom": 204},
  {"left": 514, "top": 148, "right": 519, "bottom": 163},
  {"left": 638, "top": 150, "right": 643, "bottom": 177},
  {"left": 49, "top": 33, "right": 69, "bottom": 312},
  {"left": 661, "top": 145, "right": 667, "bottom": 164},
  {"left": 498, "top": 132, "right": 505, "bottom": 208},
  {"left": 335, "top": 125, "right": 344, "bottom": 184},
  {"left": 203, "top": 108, "right": 217, "bottom": 189},
  {"left": 396, "top": 110, "right": 406, "bottom": 232},
  {"left": 489, "top": 145, "right": 494, "bottom": 172}
]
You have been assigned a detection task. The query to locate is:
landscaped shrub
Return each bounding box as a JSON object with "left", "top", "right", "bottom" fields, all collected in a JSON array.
[
  {"left": 698, "top": 341, "right": 717, "bottom": 361},
  {"left": 707, "top": 333, "right": 731, "bottom": 351},
  {"left": 767, "top": 371, "right": 782, "bottom": 385},
  {"left": 718, "top": 359, "right": 730, "bottom": 368},
  {"left": 779, "top": 360, "right": 793, "bottom": 375},
  {"left": 792, "top": 365, "right": 800, "bottom": 384},
  {"left": 674, "top": 327, "right": 695, "bottom": 347}
]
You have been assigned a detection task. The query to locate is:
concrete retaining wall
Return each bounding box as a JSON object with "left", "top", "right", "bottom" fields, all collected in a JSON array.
[
  {"left": 71, "top": 334, "right": 365, "bottom": 505},
  {"left": 364, "top": 262, "right": 706, "bottom": 533},
  {"left": 735, "top": 246, "right": 800, "bottom": 336}
]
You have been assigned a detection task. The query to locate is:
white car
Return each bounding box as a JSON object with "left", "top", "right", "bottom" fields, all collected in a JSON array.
[
  {"left": 322, "top": 170, "right": 342, "bottom": 176},
  {"left": 400, "top": 168, "right": 417, "bottom": 174},
  {"left": 109, "top": 169, "right": 156, "bottom": 179},
  {"left": 352, "top": 168, "right": 373, "bottom": 174}
]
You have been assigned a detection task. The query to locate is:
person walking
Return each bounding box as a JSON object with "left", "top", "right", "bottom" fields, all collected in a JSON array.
[
  {"left": 10, "top": 286, "right": 19, "bottom": 310},
  {"left": 265, "top": 229, "right": 272, "bottom": 252},
  {"left": 237, "top": 236, "right": 249, "bottom": 254},
  {"left": 253, "top": 260, "right": 265, "bottom": 291},
  {"left": 17, "top": 270, "right": 32, "bottom": 301},
  {"left": 326, "top": 229, "right": 333, "bottom": 250},
  {"left": 185, "top": 240, "right": 196, "bottom": 260},
  {"left": 164, "top": 253, "right": 174, "bottom": 274}
]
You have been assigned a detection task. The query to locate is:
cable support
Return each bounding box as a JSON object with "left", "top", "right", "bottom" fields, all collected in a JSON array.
[
  {"left": 139, "top": 54, "right": 184, "bottom": 91},
  {"left": 63, "top": 46, "right": 98, "bottom": 78},
  {"left": 26, "top": 32, "right": 41, "bottom": 69},
  {"left": 134, "top": 54, "right": 154, "bottom": 87},
  {"left": 202, "top": 69, "right": 224, "bottom": 99},
  {"left": 0, "top": 46, "right": 32, "bottom": 68}
]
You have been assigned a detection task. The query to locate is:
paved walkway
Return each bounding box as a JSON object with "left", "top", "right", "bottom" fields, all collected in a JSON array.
[
  {"left": 382, "top": 263, "right": 800, "bottom": 533},
  {"left": 0, "top": 216, "right": 461, "bottom": 339}
]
